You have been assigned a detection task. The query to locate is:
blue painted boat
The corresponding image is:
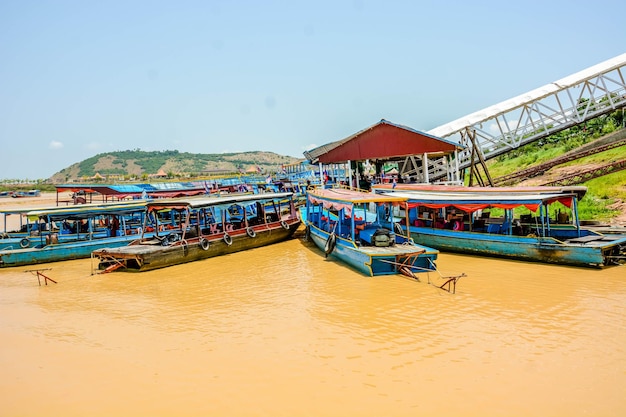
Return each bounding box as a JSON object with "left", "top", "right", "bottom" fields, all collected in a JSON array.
[
  {"left": 372, "top": 184, "right": 626, "bottom": 268},
  {"left": 302, "top": 188, "right": 439, "bottom": 277},
  {"left": 1, "top": 207, "right": 43, "bottom": 247},
  {"left": 92, "top": 192, "right": 301, "bottom": 272},
  {"left": 0, "top": 201, "right": 151, "bottom": 267},
  {"left": 11, "top": 189, "right": 41, "bottom": 198},
  {"left": 1, "top": 203, "right": 109, "bottom": 249}
]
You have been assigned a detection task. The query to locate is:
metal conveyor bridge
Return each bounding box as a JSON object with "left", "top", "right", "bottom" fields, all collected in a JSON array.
[{"left": 427, "top": 53, "right": 626, "bottom": 183}]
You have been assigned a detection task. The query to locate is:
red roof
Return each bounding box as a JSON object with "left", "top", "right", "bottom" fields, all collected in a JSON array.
[{"left": 304, "top": 119, "right": 463, "bottom": 164}]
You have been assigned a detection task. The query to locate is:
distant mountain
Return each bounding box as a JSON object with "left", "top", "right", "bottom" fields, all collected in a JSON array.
[{"left": 50, "top": 150, "right": 304, "bottom": 182}]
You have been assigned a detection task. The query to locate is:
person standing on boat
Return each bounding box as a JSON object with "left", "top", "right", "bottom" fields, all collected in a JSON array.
[
  {"left": 38, "top": 216, "right": 47, "bottom": 232},
  {"left": 110, "top": 215, "right": 120, "bottom": 237}
]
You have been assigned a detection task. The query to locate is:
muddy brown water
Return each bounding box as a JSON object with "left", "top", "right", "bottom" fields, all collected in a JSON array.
[{"left": 1, "top": 194, "right": 625, "bottom": 416}]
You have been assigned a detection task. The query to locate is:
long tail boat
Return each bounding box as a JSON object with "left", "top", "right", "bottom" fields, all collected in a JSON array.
[
  {"left": 301, "top": 188, "right": 440, "bottom": 277},
  {"left": 92, "top": 192, "right": 301, "bottom": 272},
  {"left": 0, "top": 201, "right": 150, "bottom": 267},
  {"left": 372, "top": 184, "right": 626, "bottom": 268}
]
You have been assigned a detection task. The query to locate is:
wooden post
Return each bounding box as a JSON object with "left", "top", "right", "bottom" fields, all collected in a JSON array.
[{"left": 25, "top": 269, "right": 57, "bottom": 286}]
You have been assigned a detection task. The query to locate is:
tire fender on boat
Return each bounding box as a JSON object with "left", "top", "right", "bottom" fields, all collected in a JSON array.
[
  {"left": 305, "top": 224, "right": 311, "bottom": 241},
  {"left": 324, "top": 233, "right": 336, "bottom": 258},
  {"left": 281, "top": 220, "right": 289, "bottom": 230},
  {"left": 223, "top": 233, "right": 233, "bottom": 246},
  {"left": 246, "top": 227, "right": 256, "bottom": 238},
  {"left": 200, "top": 237, "right": 210, "bottom": 250},
  {"left": 20, "top": 238, "right": 29, "bottom": 248}
]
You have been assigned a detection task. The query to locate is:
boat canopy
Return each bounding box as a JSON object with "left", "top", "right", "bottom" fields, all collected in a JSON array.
[
  {"left": 307, "top": 188, "right": 407, "bottom": 216},
  {"left": 382, "top": 191, "right": 577, "bottom": 213},
  {"left": 145, "top": 192, "right": 294, "bottom": 213},
  {"left": 372, "top": 184, "right": 588, "bottom": 200},
  {"left": 26, "top": 201, "right": 148, "bottom": 221},
  {"left": 55, "top": 183, "right": 207, "bottom": 200}
]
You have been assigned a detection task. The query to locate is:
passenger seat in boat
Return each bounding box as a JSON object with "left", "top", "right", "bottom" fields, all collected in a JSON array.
[{"left": 472, "top": 219, "right": 486, "bottom": 232}]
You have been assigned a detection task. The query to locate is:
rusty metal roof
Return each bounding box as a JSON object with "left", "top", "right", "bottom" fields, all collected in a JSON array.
[{"left": 303, "top": 119, "right": 463, "bottom": 164}]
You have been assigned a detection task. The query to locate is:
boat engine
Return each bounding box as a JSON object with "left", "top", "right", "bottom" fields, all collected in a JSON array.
[{"left": 372, "top": 228, "right": 394, "bottom": 247}]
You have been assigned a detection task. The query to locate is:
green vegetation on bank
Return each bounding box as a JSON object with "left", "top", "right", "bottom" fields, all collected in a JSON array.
[
  {"left": 60, "top": 149, "right": 299, "bottom": 179},
  {"left": 486, "top": 110, "right": 625, "bottom": 222}
]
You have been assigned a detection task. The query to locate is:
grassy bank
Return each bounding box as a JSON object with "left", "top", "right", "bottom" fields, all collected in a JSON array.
[{"left": 485, "top": 122, "right": 626, "bottom": 222}]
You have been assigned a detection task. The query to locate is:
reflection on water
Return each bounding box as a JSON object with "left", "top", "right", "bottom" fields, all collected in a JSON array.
[{"left": 1, "top": 235, "right": 625, "bottom": 416}]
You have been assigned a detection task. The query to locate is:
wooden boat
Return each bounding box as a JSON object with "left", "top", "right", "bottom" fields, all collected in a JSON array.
[
  {"left": 1, "top": 207, "right": 42, "bottom": 246},
  {"left": 92, "top": 192, "right": 301, "bottom": 272},
  {"left": 1, "top": 202, "right": 99, "bottom": 247},
  {"left": 0, "top": 201, "right": 150, "bottom": 267},
  {"left": 301, "top": 188, "right": 439, "bottom": 277},
  {"left": 373, "top": 183, "right": 589, "bottom": 199},
  {"left": 11, "top": 189, "right": 41, "bottom": 198},
  {"left": 372, "top": 184, "right": 626, "bottom": 268}
]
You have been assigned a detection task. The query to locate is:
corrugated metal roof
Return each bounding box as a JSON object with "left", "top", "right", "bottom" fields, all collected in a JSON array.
[
  {"left": 303, "top": 119, "right": 464, "bottom": 163},
  {"left": 55, "top": 182, "right": 206, "bottom": 196}
]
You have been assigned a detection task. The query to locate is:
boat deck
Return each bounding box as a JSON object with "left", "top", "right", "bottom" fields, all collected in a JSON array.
[
  {"left": 357, "top": 244, "right": 428, "bottom": 256},
  {"left": 565, "top": 235, "right": 626, "bottom": 245},
  {"left": 94, "top": 241, "right": 169, "bottom": 258}
]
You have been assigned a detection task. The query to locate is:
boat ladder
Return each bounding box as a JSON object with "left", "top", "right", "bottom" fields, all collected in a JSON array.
[{"left": 25, "top": 268, "right": 57, "bottom": 286}]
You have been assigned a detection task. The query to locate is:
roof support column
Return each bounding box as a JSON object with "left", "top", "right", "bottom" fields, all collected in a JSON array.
[
  {"left": 455, "top": 150, "right": 460, "bottom": 183},
  {"left": 347, "top": 160, "right": 352, "bottom": 190},
  {"left": 422, "top": 154, "right": 429, "bottom": 184},
  {"left": 318, "top": 163, "right": 323, "bottom": 186}
]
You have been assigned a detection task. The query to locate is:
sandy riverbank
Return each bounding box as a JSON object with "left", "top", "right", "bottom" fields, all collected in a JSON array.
[{"left": 0, "top": 192, "right": 59, "bottom": 209}]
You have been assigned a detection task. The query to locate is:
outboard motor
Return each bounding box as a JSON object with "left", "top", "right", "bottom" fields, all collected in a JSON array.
[{"left": 372, "top": 228, "right": 394, "bottom": 247}]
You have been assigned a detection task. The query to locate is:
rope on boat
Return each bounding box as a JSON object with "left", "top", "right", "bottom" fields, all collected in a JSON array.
[
  {"left": 426, "top": 258, "right": 466, "bottom": 294},
  {"left": 379, "top": 258, "right": 466, "bottom": 294}
]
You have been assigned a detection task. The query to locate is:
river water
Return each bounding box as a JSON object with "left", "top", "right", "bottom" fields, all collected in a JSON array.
[{"left": 1, "top": 228, "right": 624, "bottom": 417}]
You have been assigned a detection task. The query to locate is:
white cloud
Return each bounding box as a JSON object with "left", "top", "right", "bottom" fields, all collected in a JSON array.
[
  {"left": 301, "top": 143, "right": 317, "bottom": 152},
  {"left": 84, "top": 142, "right": 101, "bottom": 151},
  {"left": 49, "top": 140, "right": 64, "bottom": 149}
]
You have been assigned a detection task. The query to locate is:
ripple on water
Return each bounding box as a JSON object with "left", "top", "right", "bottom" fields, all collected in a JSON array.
[{"left": 0, "top": 238, "right": 625, "bottom": 416}]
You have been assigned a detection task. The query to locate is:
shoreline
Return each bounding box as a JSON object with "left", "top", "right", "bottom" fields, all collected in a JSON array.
[{"left": 1, "top": 192, "right": 625, "bottom": 231}]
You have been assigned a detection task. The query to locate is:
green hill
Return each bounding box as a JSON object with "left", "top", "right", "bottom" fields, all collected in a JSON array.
[{"left": 50, "top": 150, "right": 304, "bottom": 183}]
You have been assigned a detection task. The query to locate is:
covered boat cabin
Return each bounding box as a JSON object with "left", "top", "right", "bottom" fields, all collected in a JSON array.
[{"left": 384, "top": 189, "right": 586, "bottom": 239}]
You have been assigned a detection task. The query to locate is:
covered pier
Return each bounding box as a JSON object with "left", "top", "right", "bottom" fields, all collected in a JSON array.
[{"left": 303, "top": 119, "right": 465, "bottom": 188}]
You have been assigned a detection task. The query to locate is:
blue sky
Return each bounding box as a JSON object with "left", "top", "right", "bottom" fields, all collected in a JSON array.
[{"left": 1, "top": 0, "right": 625, "bottom": 179}]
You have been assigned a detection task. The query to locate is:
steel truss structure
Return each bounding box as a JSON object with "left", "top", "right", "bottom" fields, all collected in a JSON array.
[{"left": 427, "top": 53, "right": 626, "bottom": 181}]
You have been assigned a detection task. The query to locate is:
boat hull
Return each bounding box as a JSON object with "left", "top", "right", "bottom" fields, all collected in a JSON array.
[
  {"left": 94, "top": 219, "right": 300, "bottom": 272},
  {"left": 0, "top": 235, "right": 145, "bottom": 267},
  {"left": 307, "top": 223, "right": 437, "bottom": 276},
  {"left": 406, "top": 226, "right": 626, "bottom": 268}
]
